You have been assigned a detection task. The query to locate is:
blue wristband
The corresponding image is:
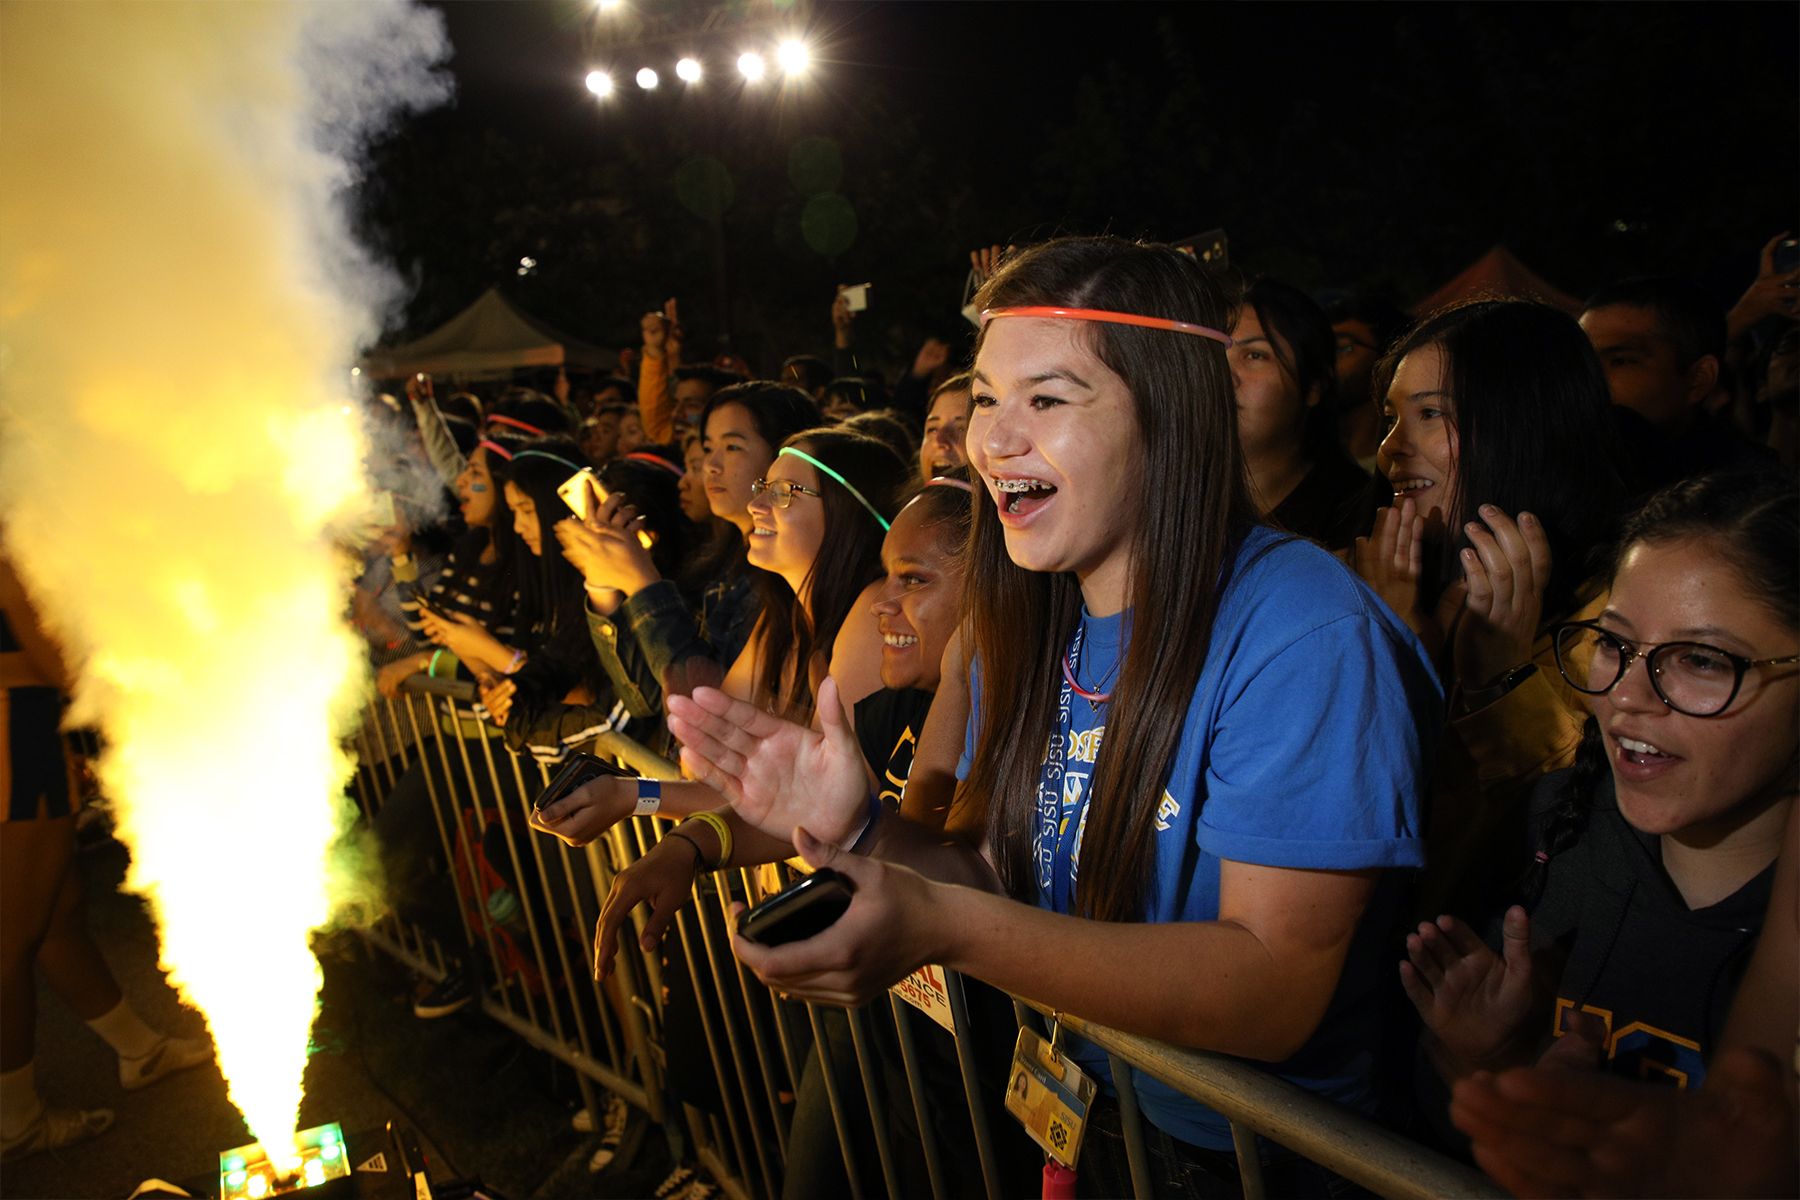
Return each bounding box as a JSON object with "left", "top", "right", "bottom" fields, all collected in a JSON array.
[
  {"left": 634, "top": 778, "right": 662, "bottom": 817},
  {"left": 848, "top": 789, "right": 884, "bottom": 855}
]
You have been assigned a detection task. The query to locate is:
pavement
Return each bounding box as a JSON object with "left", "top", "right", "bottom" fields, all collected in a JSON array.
[{"left": 1, "top": 833, "right": 681, "bottom": 1200}]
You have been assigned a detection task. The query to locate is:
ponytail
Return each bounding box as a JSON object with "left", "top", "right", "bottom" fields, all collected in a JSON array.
[{"left": 1519, "top": 715, "right": 1607, "bottom": 905}]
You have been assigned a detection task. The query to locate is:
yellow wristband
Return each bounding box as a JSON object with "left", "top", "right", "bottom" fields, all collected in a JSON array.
[{"left": 685, "top": 811, "right": 734, "bottom": 871}]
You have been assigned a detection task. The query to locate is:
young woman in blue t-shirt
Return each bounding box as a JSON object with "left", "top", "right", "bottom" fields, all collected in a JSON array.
[{"left": 655, "top": 237, "right": 1442, "bottom": 1195}]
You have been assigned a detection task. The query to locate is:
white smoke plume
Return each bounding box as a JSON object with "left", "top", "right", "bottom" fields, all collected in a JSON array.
[{"left": 0, "top": 0, "right": 450, "bottom": 1155}]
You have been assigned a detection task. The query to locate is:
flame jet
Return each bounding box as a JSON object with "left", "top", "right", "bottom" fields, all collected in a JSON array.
[{"left": 0, "top": 0, "right": 448, "bottom": 1156}]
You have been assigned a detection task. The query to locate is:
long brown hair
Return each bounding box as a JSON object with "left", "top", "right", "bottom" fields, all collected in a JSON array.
[
  {"left": 752, "top": 427, "right": 910, "bottom": 722},
  {"left": 964, "top": 237, "right": 1257, "bottom": 923}
]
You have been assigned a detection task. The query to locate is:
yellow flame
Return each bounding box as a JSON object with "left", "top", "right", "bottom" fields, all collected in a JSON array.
[{"left": 0, "top": 0, "right": 445, "bottom": 1155}]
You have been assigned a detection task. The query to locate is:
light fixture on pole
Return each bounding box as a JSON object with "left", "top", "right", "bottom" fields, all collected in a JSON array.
[
  {"left": 676, "top": 57, "right": 702, "bottom": 82},
  {"left": 635, "top": 66, "right": 659, "bottom": 89},
  {"left": 777, "top": 40, "right": 809, "bottom": 75},
  {"left": 585, "top": 69, "right": 613, "bottom": 97},
  {"left": 737, "top": 51, "right": 765, "bottom": 80}
]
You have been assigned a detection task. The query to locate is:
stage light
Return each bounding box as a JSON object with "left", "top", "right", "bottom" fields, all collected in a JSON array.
[
  {"left": 636, "top": 67, "right": 658, "bottom": 90},
  {"left": 777, "top": 40, "right": 809, "bottom": 75},
  {"left": 597, "top": 1, "right": 623, "bottom": 11},
  {"left": 676, "top": 57, "right": 702, "bottom": 83},
  {"left": 737, "top": 52, "right": 764, "bottom": 80},
  {"left": 585, "top": 70, "right": 612, "bottom": 97}
]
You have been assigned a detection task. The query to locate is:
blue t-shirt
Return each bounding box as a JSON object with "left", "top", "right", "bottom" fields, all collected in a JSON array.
[{"left": 956, "top": 526, "right": 1442, "bottom": 1149}]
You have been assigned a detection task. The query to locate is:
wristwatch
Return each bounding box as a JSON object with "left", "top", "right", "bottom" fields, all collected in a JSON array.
[{"left": 1462, "top": 662, "right": 1537, "bottom": 712}]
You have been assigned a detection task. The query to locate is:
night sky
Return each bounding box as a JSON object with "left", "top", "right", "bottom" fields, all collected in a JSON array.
[{"left": 365, "top": 1, "right": 1798, "bottom": 372}]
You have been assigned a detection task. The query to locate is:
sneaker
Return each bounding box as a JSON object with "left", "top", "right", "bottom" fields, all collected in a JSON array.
[
  {"left": 652, "top": 1165, "right": 695, "bottom": 1198},
  {"left": 412, "top": 972, "right": 473, "bottom": 1019},
  {"left": 120, "top": 1036, "right": 213, "bottom": 1091},
  {"left": 585, "top": 1095, "right": 631, "bottom": 1172},
  {"left": 1, "top": 1107, "right": 115, "bottom": 1163}
]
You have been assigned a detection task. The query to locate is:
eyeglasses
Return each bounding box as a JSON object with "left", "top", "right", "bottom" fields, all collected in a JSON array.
[
  {"left": 748, "top": 478, "right": 823, "bottom": 508},
  {"left": 1552, "top": 621, "right": 1800, "bottom": 717}
]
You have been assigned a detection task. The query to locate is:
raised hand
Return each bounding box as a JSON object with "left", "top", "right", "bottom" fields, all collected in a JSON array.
[
  {"left": 1727, "top": 231, "right": 1800, "bottom": 342},
  {"left": 554, "top": 492, "right": 655, "bottom": 596},
  {"left": 665, "top": 677, "right": 868, "bottom": 845},
  {"left": 593, "top": 829, "right": 704, "bottom": 979},
  {"left": 1456, "top": 506, "right": 1552, "bottom": 691},
  {"left": 729, "top": 827, "right": 944, "bottom": 1005},
  {"left": 1400, "top": 906, "right": 1539, "bottom": 1078},
  {"left": 1451, "top": 1047, "right": 1798, "bottom": 1199},
  {"left": 529, "top": 775, "right": 635, "bottom": 847},
  {"left": 911, "top": 337, "right": 950, "bottom": 380},
  {"left": 1353, "top": 498, "right": 1429, "bottom": 630}
]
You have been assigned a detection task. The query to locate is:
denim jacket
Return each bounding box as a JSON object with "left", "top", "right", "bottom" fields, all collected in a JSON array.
[{"left": 587, "top": 573, "right": 761, "bottom": 716}]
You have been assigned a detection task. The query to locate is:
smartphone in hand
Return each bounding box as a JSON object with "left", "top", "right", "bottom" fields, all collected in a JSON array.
[
  {"left": 558, "top": 468, "right": 606, "bottom": 521},
  {"left": 534, "top": 751, "right": 630, "bottom": 815},
  {"left": 736, "top": 869, "right": 855, "bottom": 946}
]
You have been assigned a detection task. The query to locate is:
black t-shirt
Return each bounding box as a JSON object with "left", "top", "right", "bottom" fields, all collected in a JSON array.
[
  {"left": 1269, "top": 452, "right": 1379, "bottom": 550},
  {"left": 1512, "top": 769, "right": 1773, "bottom": 1090},
  {"left": 854, "top": 687, "right": 936, "bottom": 809}
]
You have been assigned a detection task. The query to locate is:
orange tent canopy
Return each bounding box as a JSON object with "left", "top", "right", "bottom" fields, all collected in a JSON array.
[{"left": 1413, "top": 245, "right": 1582, "bottom": 316}]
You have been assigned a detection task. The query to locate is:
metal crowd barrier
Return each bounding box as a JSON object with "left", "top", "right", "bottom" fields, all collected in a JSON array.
[{"left": 346, "top": 679, "right": 1507, "bottom": 1200}]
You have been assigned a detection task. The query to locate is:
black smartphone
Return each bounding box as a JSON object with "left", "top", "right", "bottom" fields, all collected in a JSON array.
[
  {"left": 534, "top": 751, "right": 630, "bottom": 815},
  {"left": 736, "top": 869, "right": 855, "bottom": 946},
  {"left": 1775, "top": 238, "right": 1800, "bottom": 275}
]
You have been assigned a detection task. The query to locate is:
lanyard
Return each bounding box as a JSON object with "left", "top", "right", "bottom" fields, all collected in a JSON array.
[{"left": 1036, "top": 620, "right": 1103, "bottom": 913}]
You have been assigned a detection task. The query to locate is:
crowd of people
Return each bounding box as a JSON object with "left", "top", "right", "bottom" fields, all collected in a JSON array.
[
  {"left": 353, "top": 232, "right": 1795, "bottom": 1199},
  {"left": 5, "top": 228, "right": 1794, "bottom": 1199}
]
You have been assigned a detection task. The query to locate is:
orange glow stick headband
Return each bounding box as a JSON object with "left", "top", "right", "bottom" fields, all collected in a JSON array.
[{"left": 980, "top": 306, "right": 1232, "bottom": 346}]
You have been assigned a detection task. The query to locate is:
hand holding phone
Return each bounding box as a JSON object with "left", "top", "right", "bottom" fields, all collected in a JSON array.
[
  {"left": 736, "top": 869, "right": 855, "bottom": 946},
  {"left": 558, "top": 468, "right": 606, "bottom": 522}
]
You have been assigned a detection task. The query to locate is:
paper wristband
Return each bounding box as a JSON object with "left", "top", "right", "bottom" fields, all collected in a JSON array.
[{"left": 633, "top": 779, "right": 662, "bottom": 817}]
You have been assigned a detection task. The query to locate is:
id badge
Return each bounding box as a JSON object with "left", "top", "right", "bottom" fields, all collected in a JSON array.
[{"left": 1004, "top": 1026, "right": 1096, "bottom": 1167}]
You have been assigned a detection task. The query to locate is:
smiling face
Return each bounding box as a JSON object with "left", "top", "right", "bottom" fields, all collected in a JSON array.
[
  {"left": 702, "top": 402, "right": 776, "bottom": 534},
  {"left": 871, "top": 501, "right": 966, "bottom": 690},
  {"left": 454, "top": 446, "right": 498, "bottom": 527},
  {"left": 744, "top": 444, "right": 826, "bottom": 593},
  {"left": 920, "top": 385, "right": 970, "bottom": 478},
  {"left": 968, "top": 317, "right": 1141, "bottom": 616},
  {"left": 1377, "top": 342, "right": 1460, "bottom": 534},
  {"left": 1229, "top": 307, "right": 1315, "bottom": 461},
  {"left": 1592, "top": 537, "right": 1798, "bottom": 842}
]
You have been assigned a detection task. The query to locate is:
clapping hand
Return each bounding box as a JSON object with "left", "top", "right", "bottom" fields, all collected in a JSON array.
[
  {"left": 1401, "top": 907, "right": 1539, "bottom": 1079},
  {"left": 665, "top": 677, "right": 870, "bottom": 846},
  {"left": 1455, "top": 506, "right": 1552, "bottom": 694}
]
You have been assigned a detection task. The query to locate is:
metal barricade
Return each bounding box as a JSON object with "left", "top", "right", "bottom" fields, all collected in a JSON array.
[{"left": 346, "top": 681, "right": 1506, "bottom": 1200}]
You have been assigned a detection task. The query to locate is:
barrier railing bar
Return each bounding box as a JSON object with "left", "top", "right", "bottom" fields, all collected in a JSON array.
[
  {"left": 1107, "top": 1051, "right": 1156, "bottom": 1200},
  {"left": 379, "top": 697, "right": 414, "bottom": 775},
  {"left": 694, "top": 1138, "right": 754, "bottom": 1200},
  {"left": 430, "top": 693, "right": 515, "bottom": 1021},
  {"left": 846, "top": 1004, "right": 903, "bottom": 1200},
  {"left": 886, "top": 994, "right": 948, "bottom": 1200},
  {"left": 558, "top": 832, "right": 628, "bottom": 1079},
  {"left": 806, "top": 1004, "right": 867, "bottom": 1200},
  {"left": 359, "top": 924, "right": 445, "bottom": 984},
  {"left": 593, "top": 821, "right": 663, "bottom": 1121},
  {"left": 622, "top": 817, "right": 669, "bottom": 1038},
  {"left": 365, "top": 695, "right": 402, "bottom": 795},
  {"left": 1232, "top": 1120, "right": 1267, "bottom": 1200},
  {"left": 399, "top": 690, "right": 479, "bottom": 952},
  {"left": 517, "top": 757, "right": 603, "bottom": 1128},
  {"left": 701, "top": 882, "right": 782, "bottom": 1200},
  {"left": 478, "top": 995, "right": 651, "bottom": 1113},
  {"left": 469, "top": 711, "right": 555, "bottom": 1033},
  {"left": 1026, "top": 1001, "right": 1509, "bottom": 1200},
  {"left": 726, "top": 866, "right": 794, "bottom": 1163},
  {"left": 944, "top": 971, "right": 1003, "bottom": 1200},
  {"left": 670, "top": 901, "right": 759, "bottom": 1198}
]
